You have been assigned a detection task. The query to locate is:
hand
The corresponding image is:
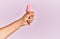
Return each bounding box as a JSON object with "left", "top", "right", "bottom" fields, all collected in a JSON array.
[{"left": 21, "top": 11, "right": 34, "bottom": 26}]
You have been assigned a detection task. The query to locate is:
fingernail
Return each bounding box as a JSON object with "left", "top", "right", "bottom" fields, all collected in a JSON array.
[{"left": 26, "top": 4, "right": 33, "bottom": 12}]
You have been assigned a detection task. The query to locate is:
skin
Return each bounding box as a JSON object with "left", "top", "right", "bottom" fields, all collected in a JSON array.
[{"left": 0, "top": 11, "right": 34, "bottom": 39}]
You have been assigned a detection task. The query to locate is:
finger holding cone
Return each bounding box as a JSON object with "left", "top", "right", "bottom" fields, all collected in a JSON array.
[
  {"left": 21, "top": 4, "right": 34, "bottom": 26},
  {"left": 26, "top": 4, "right": 34, "bottom": 26}
]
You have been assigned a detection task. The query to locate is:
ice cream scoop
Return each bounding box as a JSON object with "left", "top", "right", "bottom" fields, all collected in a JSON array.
[{"left": 26, "top": 4, "right": 34, "bottom": 12}]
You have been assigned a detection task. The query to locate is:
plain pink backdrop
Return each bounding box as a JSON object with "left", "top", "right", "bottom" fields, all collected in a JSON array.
[{"left": 0, "top": 0, "right": 60, "bottom": 39}]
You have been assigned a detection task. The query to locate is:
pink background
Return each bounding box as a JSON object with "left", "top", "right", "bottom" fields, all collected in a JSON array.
[{"left": 0, "top": 0, "right": 60, "bottom": 39}]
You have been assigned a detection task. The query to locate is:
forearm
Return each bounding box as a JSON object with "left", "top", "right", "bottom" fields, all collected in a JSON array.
[{"left": 0, "top": 18, "right": 23, "bottom": 39}]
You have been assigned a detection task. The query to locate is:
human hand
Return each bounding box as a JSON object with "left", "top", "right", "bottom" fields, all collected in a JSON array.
[{"left": 21, "top": 4, "right": 34, "bottom": 26}]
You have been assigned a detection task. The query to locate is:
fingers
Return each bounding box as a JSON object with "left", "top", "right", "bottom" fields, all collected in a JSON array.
[
  {"left": 25, "top": 12, "right": 34, "bottom": 25},
  {"left": 27, "top": 16, "right": 32, "bottom": 25},
  {"left": 25, "top": 12, "right": 34, "bottom": 19},
  {"left": 22, "top": 12, "right": 34, "bottom": 26}
]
